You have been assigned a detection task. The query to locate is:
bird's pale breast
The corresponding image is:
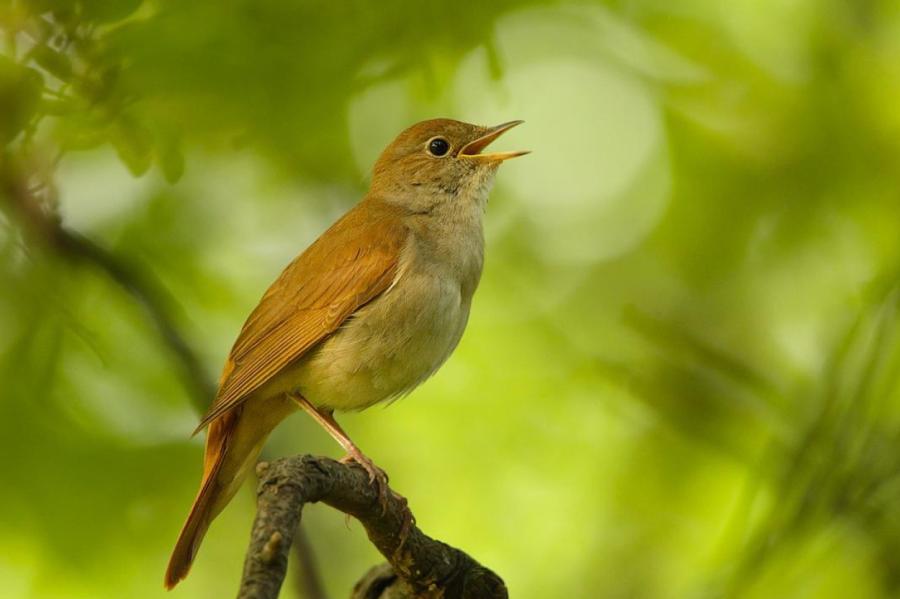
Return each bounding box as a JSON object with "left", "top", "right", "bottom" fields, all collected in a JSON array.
[{"left": 294, "top": 229, "right": 481, "bottom": 410}]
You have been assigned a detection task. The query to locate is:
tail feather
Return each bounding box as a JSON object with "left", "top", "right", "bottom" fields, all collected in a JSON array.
[
  {"left": 165, "top": 394, "right": 295, "bottom": 589},
  {"left": 164, "top": 468, "right": 220, "bottom": 588},
  {"left": 165, "top": 411, "right": 236, "bottom": 590}
]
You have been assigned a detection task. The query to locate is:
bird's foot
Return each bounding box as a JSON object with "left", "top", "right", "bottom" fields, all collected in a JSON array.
[
  {"left": 339, "top": 451, "right": 391, "bottom": 510},
  {"left": 338, "top": 452, "right": 415, "bottom": 547}
]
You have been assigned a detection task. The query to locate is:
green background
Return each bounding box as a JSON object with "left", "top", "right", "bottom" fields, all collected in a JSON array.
[{"left": 3, "top": 1, "right": 900, "bottom": 597}]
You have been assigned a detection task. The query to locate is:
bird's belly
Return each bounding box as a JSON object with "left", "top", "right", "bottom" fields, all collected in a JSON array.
[{"left": 293, "top": 272, "right": 470, "bottom": 411}]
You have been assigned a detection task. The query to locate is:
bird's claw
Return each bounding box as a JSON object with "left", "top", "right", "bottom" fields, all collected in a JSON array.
[
  {"left": 339, "top": 452, "right": 392, "bottom": 513},
  {"left": 338, "top": 452, "right": 415, "bottom": 549}
]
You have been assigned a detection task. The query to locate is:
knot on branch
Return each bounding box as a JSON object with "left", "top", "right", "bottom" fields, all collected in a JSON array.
[{"left": 238, "top": 455, "right": 507, "bottom": 599}]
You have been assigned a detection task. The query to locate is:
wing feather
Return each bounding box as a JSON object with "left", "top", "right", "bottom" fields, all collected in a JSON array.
[{"left": 194, "top": 200, "right": 408, "bottom": 432}]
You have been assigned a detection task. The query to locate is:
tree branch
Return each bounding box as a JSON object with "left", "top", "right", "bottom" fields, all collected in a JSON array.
[
  {"left": 0, "top": 161, "right": 214, "bottom": 411},
  {"left": 2, "top": 157, "right": 329, "bottom": 599},
  {"left": 239, "top": 455, "right": 508, "bottom": 599}
]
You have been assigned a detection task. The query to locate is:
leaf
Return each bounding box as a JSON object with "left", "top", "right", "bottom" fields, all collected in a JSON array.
[
  {"left": 81, "top": 0, "right": 144, "bottom": 23},
  {"left": 57, "top": 108, "right": 109, "bottom": 150},
  {"left": 31, "top": 44, "right": 73, "bottom": 81},
  {"left": 158, "top": 130, "right": 185, "bottom": 184},
  {"left": 110, "top": 115, "right": 153, "bottom": 176},
  {"left": 0, "top": 57, "right": 44, "bottom": 144},
  {"left": 41, "top": 97, "right": 74, "bottom": 116}
]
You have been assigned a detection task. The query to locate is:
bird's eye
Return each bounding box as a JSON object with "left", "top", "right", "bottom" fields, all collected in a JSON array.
[{"left": 427, "top": 137, "right": 450, "bottom": 157}]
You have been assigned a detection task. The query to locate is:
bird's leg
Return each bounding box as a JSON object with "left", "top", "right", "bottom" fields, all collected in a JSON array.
[
  {"left": 289, "top": 393, "right": 394, "bottom": 509},
  {"left": 289, "top": 393, "right": 413, "bottom": 543}
]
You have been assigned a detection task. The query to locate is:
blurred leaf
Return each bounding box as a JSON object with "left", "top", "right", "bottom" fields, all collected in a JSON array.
[
  {"left": 81, "top": 0, "right": 144, "bottom": 23},
  {"left": 56, "top": 111, "right": 109, "bottom": 150},
  {"left": 158, "top": 130, "right": 185, "bottom": 184},
  {"left": 110, "top": 114, "right": 153, "bottom": 176},
  {"left": 40, "top": 97, "right": 74, "bottom": 116},
  {"left": 0, "top": 57, "right": 43, "bottom": 144},
  {"left": 30, "top": 44, "right": 73, "bottom": 81}
]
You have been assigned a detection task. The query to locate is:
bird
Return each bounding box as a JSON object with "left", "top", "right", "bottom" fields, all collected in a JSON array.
[{"left": 164, "top": 118, "right": 527, "bottom": 589}]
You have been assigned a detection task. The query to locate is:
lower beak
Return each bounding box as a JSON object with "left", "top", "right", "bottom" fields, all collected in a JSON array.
[{"left": 458, "top": 120, "right": 530, "bottom": 162}]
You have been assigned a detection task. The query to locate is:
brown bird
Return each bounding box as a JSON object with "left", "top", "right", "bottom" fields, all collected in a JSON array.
[{"left": 164, "top": 118, "right": 527, "bottom": 589}]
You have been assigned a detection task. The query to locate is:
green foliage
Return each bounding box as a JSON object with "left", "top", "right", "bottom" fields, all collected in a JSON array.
[
  {"left": 0, "top": 56, "right": 42, "bottom": 143},
  {"left": 2, "top": 1, "right": 900, "bottom": 598}
]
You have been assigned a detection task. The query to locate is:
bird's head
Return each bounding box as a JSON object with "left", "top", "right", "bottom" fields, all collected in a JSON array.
[{"left": 370, "top": 118, "right": 527, "bottom": 211}]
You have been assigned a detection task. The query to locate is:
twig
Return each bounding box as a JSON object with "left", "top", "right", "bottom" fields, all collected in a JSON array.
[
  {"left": 239, "top": 456, "right": 507, "bottom": 599},
  {"left": 2, "top": 157, "right": 329, "bottom": 598},
  {"left": 0, "top": 160, "right": 213, "bottom": 411},
  {"left": 291, "top": 525, "right": 329, "bottom": 599}
]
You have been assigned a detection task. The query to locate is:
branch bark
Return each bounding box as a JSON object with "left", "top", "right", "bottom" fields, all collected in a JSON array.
[{"left": 239, "top": 455, "right": 508, "bottom": 599}]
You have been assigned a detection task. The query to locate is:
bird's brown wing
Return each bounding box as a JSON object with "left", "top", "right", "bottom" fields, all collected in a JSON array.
[{"left": 194, "top": 201, "right": 408, "bottom": 433}]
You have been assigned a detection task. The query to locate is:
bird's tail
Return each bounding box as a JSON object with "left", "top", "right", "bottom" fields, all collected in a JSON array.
[{"left": 164, "top": 409, "right": 263, "bottom": 589}]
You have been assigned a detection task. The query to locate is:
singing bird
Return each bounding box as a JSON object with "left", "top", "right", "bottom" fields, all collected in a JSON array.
[{"left": 165, "top": 118, "right": 527, "bottom": 588}]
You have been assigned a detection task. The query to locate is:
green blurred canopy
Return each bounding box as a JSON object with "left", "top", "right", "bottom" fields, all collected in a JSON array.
[{"left": 2, "top": 1, "right": 900, "bottom": 597}]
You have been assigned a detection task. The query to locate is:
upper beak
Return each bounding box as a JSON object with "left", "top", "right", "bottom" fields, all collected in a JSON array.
[{"left": 458, "top": 120, "right": 530, "bottom": 162}]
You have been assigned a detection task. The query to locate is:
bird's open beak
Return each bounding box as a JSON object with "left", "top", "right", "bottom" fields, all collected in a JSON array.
[{"left": 458, "top": 120, "right": 530, "bottom": 162}]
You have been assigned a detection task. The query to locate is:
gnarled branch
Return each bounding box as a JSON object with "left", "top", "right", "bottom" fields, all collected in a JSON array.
[{"left": 239, "top": 455, "right": 508, "bottom": 599}]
